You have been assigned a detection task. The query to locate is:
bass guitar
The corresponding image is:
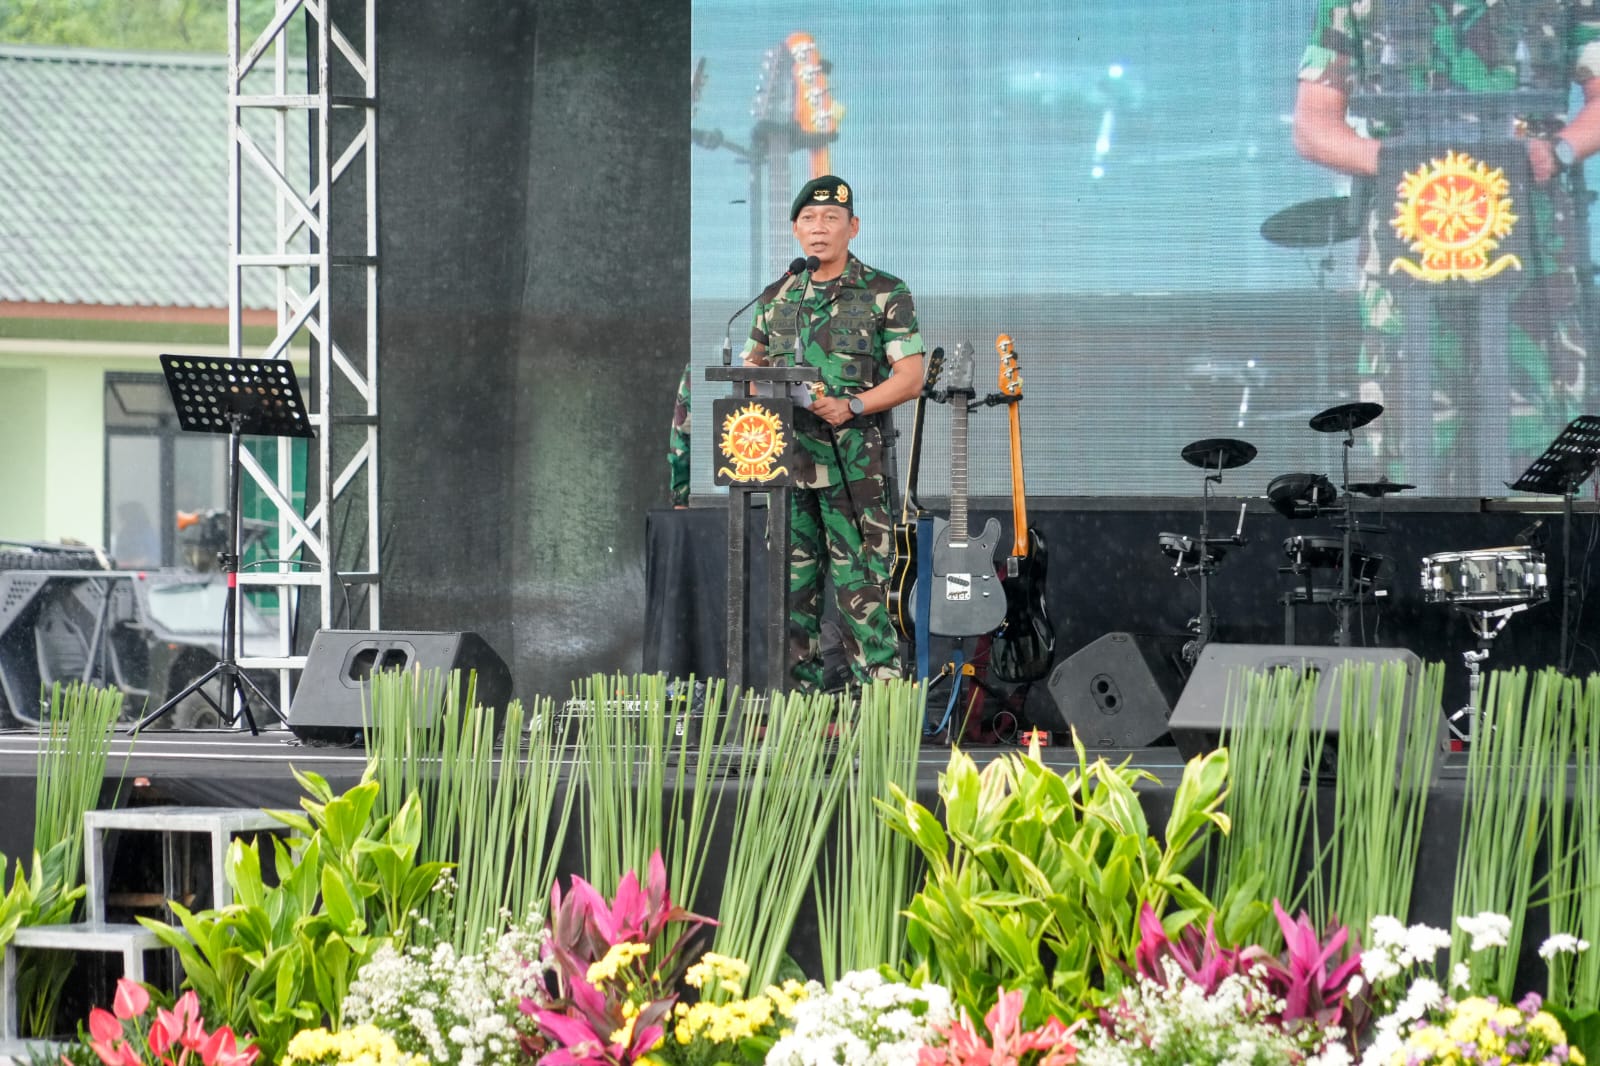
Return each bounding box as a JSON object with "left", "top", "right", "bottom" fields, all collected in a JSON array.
[
  {"left": 990, "top": 334, "right": 1056, "bottom": 683},
  {"left": 887, "top": 347, "right": 945, "bottom": 639},
  {"left": 928, "top": 343, "right": 1006, "bottom": 638}
]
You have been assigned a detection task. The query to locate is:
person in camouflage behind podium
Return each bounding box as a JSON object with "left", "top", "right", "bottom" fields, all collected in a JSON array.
[
  {"left": 741, "top": 175, "right": 926, "bottom": 692},
  {"left": 668, "top": 363, "right": 691, "bottom": 507},
  {"left": 1293, "top": 0, "right": 1600, "bottom": 486}
]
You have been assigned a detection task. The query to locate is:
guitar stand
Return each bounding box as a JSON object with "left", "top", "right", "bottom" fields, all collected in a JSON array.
[{"left": 924, "top": 641, "right": 1015, "bottom": 741}]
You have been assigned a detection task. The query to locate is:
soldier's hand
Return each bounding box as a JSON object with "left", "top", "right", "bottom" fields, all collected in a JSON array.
[
  {"left": 812, "top": 396, "right": 852, "bottom": 427},
  {"left": 1527, "top": 136, "right": 1558, "bottom": 184}
]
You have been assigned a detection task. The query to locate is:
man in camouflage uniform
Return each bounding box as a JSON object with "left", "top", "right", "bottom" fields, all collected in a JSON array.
[
  {"left": 742, "top": 175, "right": 926, "bottom": 692},
  {"left": 1294, "top": 0, "right": 1600, "bottom": 489},
  {"left": 668, "top": 363, "right": 691, "bottom": 507}
]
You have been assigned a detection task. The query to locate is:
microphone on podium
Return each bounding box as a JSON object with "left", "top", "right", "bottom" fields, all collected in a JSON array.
[{"left": 721, "top": 257, "right": 819, "bottom": 365}]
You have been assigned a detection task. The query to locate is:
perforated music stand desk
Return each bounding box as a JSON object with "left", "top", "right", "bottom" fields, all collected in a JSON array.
[
  {"left": 129, "top": 356, "right": 314, "bottom": 734},
  {"left": 1509, "top": 415, "right": 1600, "bottom": 669}
]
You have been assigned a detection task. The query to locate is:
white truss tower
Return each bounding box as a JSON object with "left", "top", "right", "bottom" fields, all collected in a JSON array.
[{"left": 227, "top": 0, "right": 379, "bottom": 714}]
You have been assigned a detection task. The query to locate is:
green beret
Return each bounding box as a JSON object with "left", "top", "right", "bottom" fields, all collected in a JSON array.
[{"left": 790, "top": 175, "right": 854, "bottom": 221}]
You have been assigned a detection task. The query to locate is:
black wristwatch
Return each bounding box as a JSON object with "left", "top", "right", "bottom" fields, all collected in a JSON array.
[
  {"left": 847, "top": 395, "right": 865, "bottom": 416},
  {"left": 1553, "top": 136, "right": 1578, "bottom": 171}
]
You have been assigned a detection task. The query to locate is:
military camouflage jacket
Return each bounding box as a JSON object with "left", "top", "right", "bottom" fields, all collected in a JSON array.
[
  {"left": 741, "top": 253, "right": 923, "bottom": 400},
  {"left": 1300, "top": 0, "right": 1600, "bottom": 95},
  {"left": 667, "top": 363, "right": 691, "bottom": 506}
]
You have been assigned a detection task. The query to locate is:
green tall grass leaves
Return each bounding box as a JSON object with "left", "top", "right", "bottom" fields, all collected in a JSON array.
[
  {"left": 1451, "top": 667, "right": 1566, "bottom": 997},
  {"left": 366, "top": 667, "right": 576, "bottom": 950},
  {"left": 813, "top": 678, "right": 925, "bottom": 981},
  {"left": 23, "top": 681, "right": 124, "bottom": 1036},
  {"left": 1540, "top": 674, "right": 1599, "bottom": 1009},
  {"left": 1212, "top": 666, "right": 1326, "bottom": 948},
  {"left": 713, "top": 686, "right": 862, "bottom": 995},
  {"left": 569, "top": 673, "right": 737, "bottom": 916},
  {"left": 1327, "top": 659, "right": 1444, "bottom": 939}
]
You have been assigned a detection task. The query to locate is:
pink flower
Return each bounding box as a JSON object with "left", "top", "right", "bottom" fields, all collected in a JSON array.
[
  {"left": 86, "top": 1007, "right": 140, "bottom": 1066},
  {"left": 112, "top": 980, "right": 150, "bottom": 1022},
  {"left": 923, "top": 989, "right": 1080, "bottom": 1066},
  {"left": 197, "top": 1027, "right": 259, "bottom": 1066},
  {"left": 150, "top": 991, "right": 206, "bottom": 1055}
]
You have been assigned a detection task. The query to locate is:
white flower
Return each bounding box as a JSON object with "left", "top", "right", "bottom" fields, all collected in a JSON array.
[
  {"left": 1359, "top": 943, "right": 1401, "bottom": 983},
  {"left": 1456, "top": 911, "right": 1511, "bottom": 951},
  {"left": 1396, "top": 976, "right": 1443, "bottom": 1021},
  {"left": 1539, "top": 933, "right": 1592, "bottom": 958},
  {"left": 1397, "top": 922, "right": 1451, "bottom": 966},
  {"left": 1450, "top": 962, "right": 1471, "bottom": 991}
]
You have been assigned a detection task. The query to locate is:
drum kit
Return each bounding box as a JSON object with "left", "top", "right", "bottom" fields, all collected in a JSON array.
[{"left": 1159, "top": 398, "right": 1552, "bottom": 724}]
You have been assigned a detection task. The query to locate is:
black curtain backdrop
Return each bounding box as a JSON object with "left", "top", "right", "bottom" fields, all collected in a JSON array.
[{"left": 367, "top": 0, "right": 690, "bottom": 699}]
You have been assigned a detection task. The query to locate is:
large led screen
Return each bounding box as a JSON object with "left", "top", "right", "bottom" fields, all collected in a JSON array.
[{"left": 689, "top": 1, "right": 1597, "bottom": 502}]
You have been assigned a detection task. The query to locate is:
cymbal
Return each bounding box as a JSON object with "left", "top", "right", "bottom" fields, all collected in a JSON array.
[
  {"left": 1260, "top": 196, "right": 1358, "bottom": 248},
  {"left": 1310, "top": 401, "right": 1384, "bottom": 433},
  {"left": 1345, "top": 478, "right": 1416, "bottom": 497},
  {"left": 1181, "top": 437, "right": 1257, "bottom": 470}
]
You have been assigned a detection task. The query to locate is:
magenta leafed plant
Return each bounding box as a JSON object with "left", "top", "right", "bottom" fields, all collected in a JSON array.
[
  {"left": 530, "top": 850, "right": 716, "bottom": 1066},
  {"left": 1130, "top": 903, "right": 1247, "bottom": 995},
  {"left": 1243, "top": 901, "right": 1366, "bottom": 1034},
  {"left": 543, "top": 850, "right": 714, "bottom": 999}
]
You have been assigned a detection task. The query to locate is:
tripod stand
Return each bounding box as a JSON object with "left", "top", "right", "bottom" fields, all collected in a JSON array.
[{"left": 130, "top": 356, "right": 314, "bottom": 735}]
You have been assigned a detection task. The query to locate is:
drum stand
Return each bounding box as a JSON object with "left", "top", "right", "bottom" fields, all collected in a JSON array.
[
  {"left": 1160, "top": 438, "right": 1253, "bottom": 666},
  {"left": 1449, "top": 603, "right": 1530, "bottom": 744}
]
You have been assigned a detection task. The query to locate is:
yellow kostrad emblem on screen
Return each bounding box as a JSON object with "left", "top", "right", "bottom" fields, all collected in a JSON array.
[
  {"left": 718, "top": 402, "right": 789, "bottom": 483},
  {"left": 1389, "top": 149, "right": 1521, "bottom": 283}
]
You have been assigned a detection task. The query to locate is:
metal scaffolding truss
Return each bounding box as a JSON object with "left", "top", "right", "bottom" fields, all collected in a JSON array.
[{"left": 227, "top": 0, "right": 379, "bottom": 714}]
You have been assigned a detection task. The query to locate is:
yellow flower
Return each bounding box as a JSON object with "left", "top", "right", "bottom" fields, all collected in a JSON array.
[
  {"left": 588, "top": 941, "right": 651, "bottom": 986},
  {"left": 1529, "top": 1011, "right": 1566, "bottom": 1044},
  {"left": 610, "top": 1015, "right": 637, "bottom": 1049},
  {"left": 685, "top": 953, "right": 750, "bottom": 996}
]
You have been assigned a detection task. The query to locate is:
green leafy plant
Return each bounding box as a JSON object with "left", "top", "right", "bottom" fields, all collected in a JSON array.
[
  {"left": 878, "top": 735, "right": 1232, "bottom": 1028},
  {"left": 366, "top": 667, "right": 579, "bottom": 953},
  {"left": 813, "top": 678, "right": 925, "bottom": 981},
  {"left": 139, "top": 770, "right": 447, "bottom": 1062}
]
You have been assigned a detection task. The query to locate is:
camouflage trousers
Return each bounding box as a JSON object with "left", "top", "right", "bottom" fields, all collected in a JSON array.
[{"left": 786, "top": 419, "right": 900, "bottom": 692}]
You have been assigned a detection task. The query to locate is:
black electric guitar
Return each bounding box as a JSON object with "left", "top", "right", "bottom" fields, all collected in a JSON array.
[
  {"left": 887, "top": 347, "right": 945, "bottom": 639},
  {"left": 990, "top": 335, "right": 1056, "bottom": 683},
  {"left": 928, "top": 343, "right": 1006, "bottom": 638}
]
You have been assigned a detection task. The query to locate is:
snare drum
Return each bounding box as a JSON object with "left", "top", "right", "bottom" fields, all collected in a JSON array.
[
  {"left": 1282, "top": 535, "right": 1381, "bottom": 584},
  {"left": 1420, "top": 547, "right": 1548, "bottom": 607}
]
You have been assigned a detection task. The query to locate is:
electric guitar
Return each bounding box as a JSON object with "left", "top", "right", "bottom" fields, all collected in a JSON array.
[
  {"left": 887, "top": 347, "right": 945, "bottom": 639},
  {"left": 990, "top": 335, "right": 1056, "bottom": 683},
  {"left": 928, "top": 343, "right": 1006, "bottom": 638},
  {"left": 786, "top": 31, "right": 843, "bottom": 177}
]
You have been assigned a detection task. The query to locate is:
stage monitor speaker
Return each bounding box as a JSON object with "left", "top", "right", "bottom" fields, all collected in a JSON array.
[
  {"left": 1167, "top": 643, "right": 1445, "bottom": 773},
  {"left": 1042, "top": 632, "right": 1189, "bottom": 747},
  {"left": 287, "top": 629, "right": 512, "bottom": 742}
]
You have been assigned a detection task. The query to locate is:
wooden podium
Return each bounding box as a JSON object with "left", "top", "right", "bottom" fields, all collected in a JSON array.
[{"left": 704, "top": 365, "right": 819, "bottom": 693}]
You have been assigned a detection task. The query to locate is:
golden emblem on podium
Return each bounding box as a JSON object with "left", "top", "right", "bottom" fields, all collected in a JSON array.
[
  {"left": 1389, "top": 149, "right": 1521, "bottom": 283},
  {"left": 717, "top": 402, "right": 789, "bottom": 484}
]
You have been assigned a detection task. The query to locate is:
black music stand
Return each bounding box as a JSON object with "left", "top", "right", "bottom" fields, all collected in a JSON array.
[
  {"left": 129, "top": 356, "right": 315, "bottom": 734},
  {"left": 1510, "top": 415, "right": 1600, "bottom": 670}
]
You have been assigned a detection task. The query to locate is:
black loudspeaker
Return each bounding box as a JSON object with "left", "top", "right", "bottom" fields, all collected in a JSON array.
[
  {"left": 1167, "top": 643, "right": 1444, "bottom": 771},
  {"left": 1042, "top": 632, "right": 1189, "bottom": 747},
  {"left": 287, "top": 629, "right": 513, "bottom": 742}
]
